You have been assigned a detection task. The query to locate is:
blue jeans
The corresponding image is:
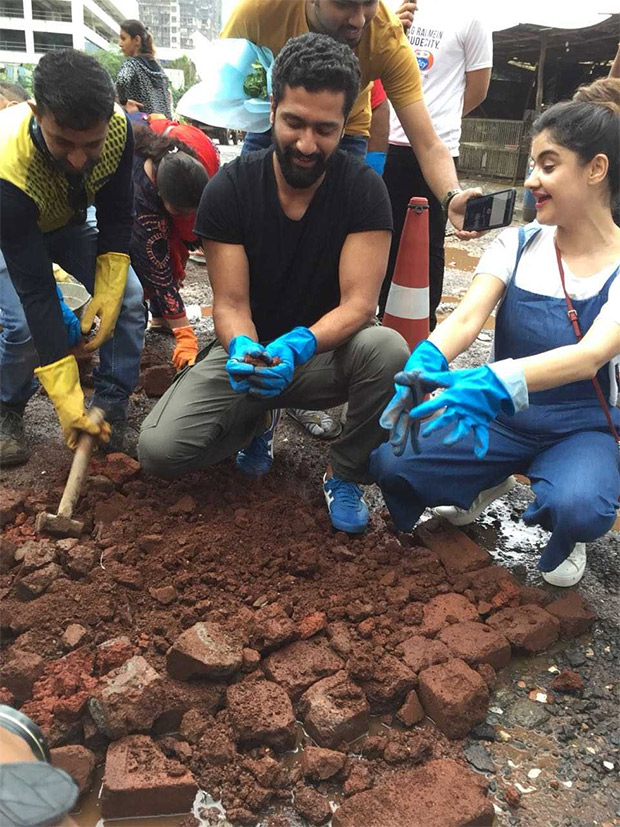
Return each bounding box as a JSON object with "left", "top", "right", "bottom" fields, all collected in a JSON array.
[
  {"left": 242, "top": 129, "right": 369, "bottom": 158},
  {"left": 0, "top": 213, "right": 145, "bottom": 416},
  {"left": 370, "top": 414, "right": 620, "bottom": 572}
]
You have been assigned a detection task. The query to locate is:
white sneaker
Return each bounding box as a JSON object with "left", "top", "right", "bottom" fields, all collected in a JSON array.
[
  {"left": 434, "top": 476, "right": 517, "bottom": 526},
  {"left": 542, "top": 543, "right": 586, "bottom": 588}
]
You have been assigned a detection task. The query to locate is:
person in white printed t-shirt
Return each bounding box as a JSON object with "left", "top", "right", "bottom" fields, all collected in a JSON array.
[{"left": 378, "top": 2, "right": 493, "bottom": 327}]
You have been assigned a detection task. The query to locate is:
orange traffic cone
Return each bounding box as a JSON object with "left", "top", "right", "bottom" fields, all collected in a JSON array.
[{"left": 382, "top": 197, "right": 430, "bottom": 350}]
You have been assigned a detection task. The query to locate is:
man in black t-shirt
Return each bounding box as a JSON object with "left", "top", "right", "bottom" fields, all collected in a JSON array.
[{"left": 138, "top": 33, "right": 409, "bottom": 534}]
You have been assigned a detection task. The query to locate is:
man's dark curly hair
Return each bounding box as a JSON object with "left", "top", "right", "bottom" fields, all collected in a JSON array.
[
  {"left": 272, "top": 33, "right": 361, "bottom": 119},
  {"left": 34, "top": 49, "right": 115, "bottom": 130}
]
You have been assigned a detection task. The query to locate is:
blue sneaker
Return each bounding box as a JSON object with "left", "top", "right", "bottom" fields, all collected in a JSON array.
[
  {"left": 236, "top": 409, "right": 281, "bottom": 477},
  {"left": 323, "top": 473, "right": 369, "bottom": 534}
]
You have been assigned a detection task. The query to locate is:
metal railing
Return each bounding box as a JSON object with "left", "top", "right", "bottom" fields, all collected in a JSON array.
[
  {"left": 32, "top": 7, "right": 72, "bottom": 20},
  {"left": 0, "top": 4, "right": 23, "bottom": 17}
]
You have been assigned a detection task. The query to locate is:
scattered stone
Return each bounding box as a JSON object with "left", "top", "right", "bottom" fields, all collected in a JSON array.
[
  {"left": 167, "top": 622, "right": 243, "bottom": 681},
  {"left": 101, "top": 735, "right": 198, "bottom": 819},
  {"left": 89, "top": 656, "right": 164, "bottom": 739},
  {"left": 227, "top": 680, "right": 296, "bottom": 751},
  {"left": 332, "top": 758, "right": 494, "bottom": 827},
  {"left": 417, "top": 526, "right": 491, "bottom": 576},
  {"left": 94, "top": 637, "right": 136, "bottom": 676},
  {"left": 63, "top": 544, "right": 95, "bottom": 578},
  {"left": 466, "top": 566, "right": 520, "bottom": 606},
  {"left": 343, "top": 761, "right": 373, "bottom": 796},
  {"left": 486, "top": 605, "right": 560, "bottom": 653},
  {"left": 355, "top": 653, "right": 417, "bottom": 712},
  {"left": 418, "top": 659, "right": 489, "bottom": 739},
  {"left": 396, "top": 636, "right": 451, "bottom": 673},
  {"left": 550, "top": 669, "right": 585, "bottom": 695},
  {"left": 149, "top": 585, "right": 177, "bottom": 605},
  {"left": 294, "top": 785, "right": 332, "bottom": 825},
  {"left": 109, "top": 563, "right": 144, "bottom": 591},
  {"left": 0, "top": 649, "right": 44, "bottom": 703},
  {"left": 566, "top": 650, "right": 587, "bottom": 668},
  {"left": 299, "top": 671, "right": 370, "bottom": 749},
  {"left": 438, "top": 621, "right": 511, "bottom": 670},
  {"left": 141, "top": 364, "right": 176, "bottom": 397},
  {"left": 61, "top": 624, "right": 89, "bottom": 649},
  {"left": 16, "top": 562, "right": 63, "bottom": 600},
  {"left": 86, "top": 474, "right": 116, "bottom": 494},
  {"left": 464, "top": 743, "right": 496, "bottom": 774},
  {"left": 504, "top": 785, "right": 521, "bottom": 808},
  {"left": 298, "top": 612, "right": 328, "bottom": 640},
  {"left": 470, "top": 723, "right": 497, "bottom": 742},
  {"left": 169, "top": 495, "right": 196, "bottom": 516},
  {"left": 327, "top": 622, "right": 353, "bottom": 658},
  {"left": 0, "top": 536, "right": 17, "bottom": 571},
  {"left": 396, "top": 690, "right": 425, "bottom": 727},
  {"left": 99, "top": 453, "right": 141, "bottom": 486},
  {"left": 518, "top": 586, "right": 551, "bottom": 607},
  {"left": 249, "top": 603, "right": 299, "bottom": 653},
  {"left": 242, "top": 648, "right": 261, "bottom": 671},
  {"left": 301, "top": 747, "right": 346, "bottom": 781},
  {"left": 508, "top": 698, "right": 550, "bottom": 728},
  {"left": 51, "top": 745, "right": 96, "bottom": 795},
  {"left": 476, "top": 663, "right": 497, "bottom": 690},
  {"left": 0, "top": 487, "right": 25, "bottom": 528},
  {"left": 264, "top": 640, "right": 343, "bottom": 700},
  {"left": 14, "top": 539, "right": 56, "bottom": 572},
  {"left": 546, "top": 593, "right": 596, "bottom": 638},
  {"left": 421, "top": 593, "right": 479, "bottom": 636}
]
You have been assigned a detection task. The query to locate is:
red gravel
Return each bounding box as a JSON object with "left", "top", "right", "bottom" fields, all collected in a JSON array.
[{"left": 0, "top": 455, "right": 597, "bottom": 824}]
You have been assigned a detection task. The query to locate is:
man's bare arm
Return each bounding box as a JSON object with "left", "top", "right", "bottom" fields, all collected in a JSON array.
[
  {"left": 368, "top": 98, "right": 390, "bottom": 154},
  {"left": 309, "top": 229, "right": 391, "bottom": 352},
  {"left": 203, "top": 240, "right": 257, "bottom": 349},
  {"left": 463, "top": 67, "right": 492, "bottom": 115}
]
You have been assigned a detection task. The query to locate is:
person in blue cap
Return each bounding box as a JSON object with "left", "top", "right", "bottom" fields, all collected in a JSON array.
[{"left": 372, "top": 97, "right": 620, "bottom": 588}]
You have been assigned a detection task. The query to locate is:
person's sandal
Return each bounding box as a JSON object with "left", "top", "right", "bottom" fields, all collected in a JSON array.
[{"left": 288, "top": 408, "right": 342, "bottom": 439}]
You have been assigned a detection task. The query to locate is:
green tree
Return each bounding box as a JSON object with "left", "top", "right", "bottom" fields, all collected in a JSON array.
[
  {"left": 167, "top": 55, "right": 197, "bottom": 88},
  {"left": 95, "top": 48, "right": 125, "bottom": 82}
]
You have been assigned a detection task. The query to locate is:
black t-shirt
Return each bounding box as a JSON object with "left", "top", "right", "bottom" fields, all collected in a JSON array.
[{"left": 194, "top": 147, "right": 393, "bottom": 342}]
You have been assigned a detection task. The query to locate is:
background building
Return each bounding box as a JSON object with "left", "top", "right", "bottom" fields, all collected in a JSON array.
[
  {"left": 0, "top": 0, "right": 138, "bottom": 65},
  {"left": 139, "top": 0, "right": 219, "bottom": 51}
]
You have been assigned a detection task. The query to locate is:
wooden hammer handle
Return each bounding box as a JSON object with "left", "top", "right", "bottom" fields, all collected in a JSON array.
[{"left": 57, "top": 407, "right": 106, "bottom": 519}]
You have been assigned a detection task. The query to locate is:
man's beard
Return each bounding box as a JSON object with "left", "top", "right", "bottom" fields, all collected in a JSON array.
[{"left": 273, "top": 138, "right": 333, "bottom": 189}]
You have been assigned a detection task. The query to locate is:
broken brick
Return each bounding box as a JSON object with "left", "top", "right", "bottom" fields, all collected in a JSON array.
[
  {"left": 51, "top": 745, "right": 96, "bottom": 795},
  {"left": 417, "top": 526, "right": 491, "bottom": 577},
  {"left": 418, "top": 658, "right": 489, "bottom": 739},
  {"left": 396, "top": 635, "right": 451, "bottom": 673},
  {"left": 437, "top": 621, "right": 511, "bottom": 670},
  {"left": 545, "top": 592, "right": 596, "bottom": 639},
  {"left": 486, "top": 604, "right": 560, "bottom": 653},
  {"left": 227, "top": 680, "right": 296, "bottom": 751},
  {"left": 166, "top": 622, "right": 243, "bottom": 681},
  {"left": 89, "top": 656, "right": 164, "bottom": 739},
  {"left": 396, "top": 690, "right": 425, "bottom": 727},
  {"left": 264, "top": 639, "right": 343, "bottom": 700},
  {"left": 299, "top": 671, "right": 369, "bottom": 749},
  {"left": 421, "top": 593, "right": 478, "bottom": 636}
]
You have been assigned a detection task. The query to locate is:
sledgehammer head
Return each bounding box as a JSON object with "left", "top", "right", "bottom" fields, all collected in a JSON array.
[{"left": 35, "top": 511, "right": 84, "bottom": 538}]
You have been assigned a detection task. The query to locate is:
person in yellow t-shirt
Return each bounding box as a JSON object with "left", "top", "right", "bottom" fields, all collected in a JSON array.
[
  {"left": 222, "top": 0, "right": 481, "bottom": 235},
  {"left": 222, "top": 0, "right": 482, "bottom": 441}
]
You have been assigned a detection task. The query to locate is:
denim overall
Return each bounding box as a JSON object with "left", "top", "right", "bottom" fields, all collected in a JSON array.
[{"left": 370, "top": 224, "right": 620, "bottom": 571}]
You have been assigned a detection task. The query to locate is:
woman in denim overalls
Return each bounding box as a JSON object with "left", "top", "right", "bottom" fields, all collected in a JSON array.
[{"left": 372, "top": 99, "right": 620, "bottom": 587}]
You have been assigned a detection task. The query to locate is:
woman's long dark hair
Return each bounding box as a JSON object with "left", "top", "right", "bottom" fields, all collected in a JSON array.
[
  {"left": 121, "top": 19, "right": 156, "bottom": 57},
  {"left": 133, "top": 125, "right": 209, "bottom": 212}
]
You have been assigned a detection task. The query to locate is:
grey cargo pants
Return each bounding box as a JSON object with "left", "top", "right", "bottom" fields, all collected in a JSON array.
[{"left": 138, "top": 325, "right": 409, "bottom": 483}]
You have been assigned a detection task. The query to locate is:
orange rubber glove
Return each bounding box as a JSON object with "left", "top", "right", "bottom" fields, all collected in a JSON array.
[{"left": 172, "top": 325, "right": 198, "bottom": 370}]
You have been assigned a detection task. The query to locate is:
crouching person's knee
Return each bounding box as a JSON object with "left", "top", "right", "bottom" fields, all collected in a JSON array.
[
  {"left": 138, "top": 427, "right": 184, "bottom": 479},
  {"left": 354, "top": 325, "right": 410, "bottom": 376}
]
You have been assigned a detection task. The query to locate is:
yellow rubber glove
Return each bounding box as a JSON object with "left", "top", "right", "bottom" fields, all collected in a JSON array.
[
  {"left": 171, "top": 325, "right": 199, "bottom": 370},
  {"left": 81, "top": 252, "right": 130, "bottom": 353},
  {"left": 35, "top": 355, "right": 111, "bottom": 450}
]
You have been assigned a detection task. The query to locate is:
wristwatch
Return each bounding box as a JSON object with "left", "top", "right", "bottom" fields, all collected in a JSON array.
[{"left": 442, "top": 188, "right": 462, "bottom": 218}]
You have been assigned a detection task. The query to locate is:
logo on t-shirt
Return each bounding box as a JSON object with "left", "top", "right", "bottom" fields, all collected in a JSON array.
[{"left": 415, "top": 48, "right": 435, "bottom": 72}]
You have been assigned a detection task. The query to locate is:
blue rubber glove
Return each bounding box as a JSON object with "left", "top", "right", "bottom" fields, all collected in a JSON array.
[
  {"left": 225, "top": 335, "right": 271, "bottom": 393},
  {"left": 55, "top": 286, "right": 82, "bottom": 349},
  {"left": 403, "top": 361, "right": 528, "bottom": 459},
  {"left": 366, "top": 151, "right": 387, "bottom": 176},
  {"left": 247, "top": 327, "right": 317, "bottom": 398},
  {"left": 380, "top": 341, "right": 448, "bottom": 456}
]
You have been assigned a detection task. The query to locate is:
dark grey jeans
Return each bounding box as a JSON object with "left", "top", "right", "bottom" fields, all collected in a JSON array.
[{"left": 138, "top": 326, "right": 409, "bottom": 483}]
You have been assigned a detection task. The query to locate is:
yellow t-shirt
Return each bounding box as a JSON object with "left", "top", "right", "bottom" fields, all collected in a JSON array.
[{"left": 221, "top": 0, "right": 423, "bottom": 137}]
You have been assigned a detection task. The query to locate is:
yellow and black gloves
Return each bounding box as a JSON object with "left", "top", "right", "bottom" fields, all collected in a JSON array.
[
  {"left": 81, "top": 252, "right": 130, "bottom": 353},
  {"left": 35, "top": 355, "right": 111, "bottom": 450}
]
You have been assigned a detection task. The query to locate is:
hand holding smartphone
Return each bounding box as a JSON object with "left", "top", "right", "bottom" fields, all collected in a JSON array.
[{"left": 463, "top": 188, "right": 517, "bottom": 232}]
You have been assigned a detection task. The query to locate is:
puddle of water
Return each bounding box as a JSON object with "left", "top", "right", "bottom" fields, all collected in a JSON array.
[{"left": 445, "top": 247, "right": 480, "bottom": 273}]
